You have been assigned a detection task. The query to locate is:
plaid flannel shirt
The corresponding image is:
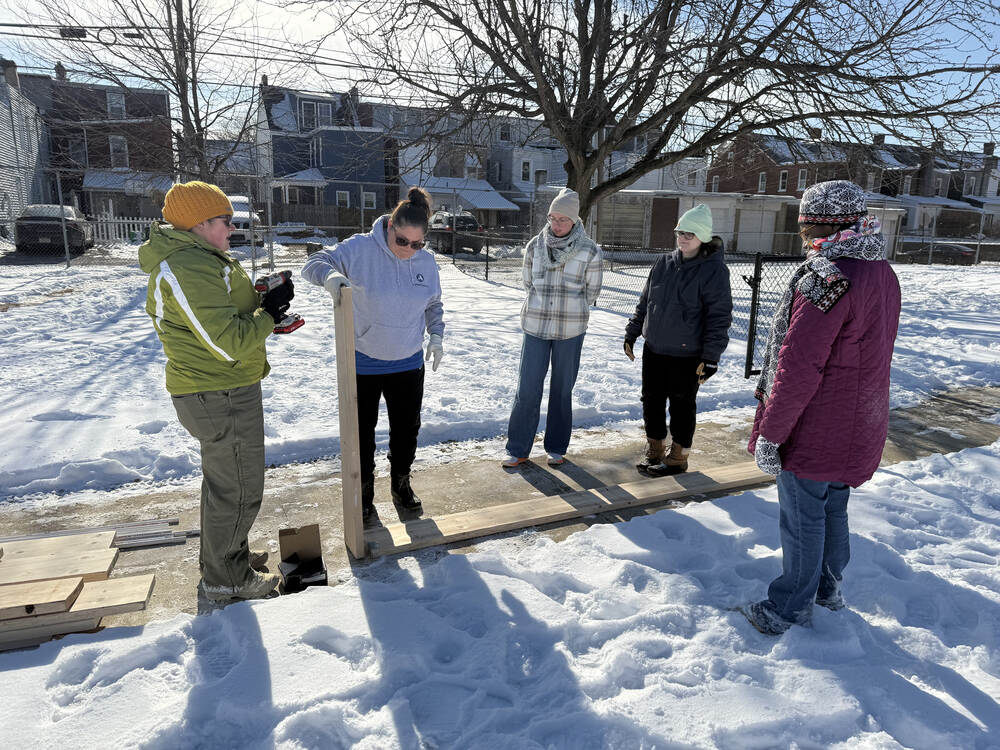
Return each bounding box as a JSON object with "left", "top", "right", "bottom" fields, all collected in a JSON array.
[{"left": 520, "top": 231, "right": 603, "bottom": 340}]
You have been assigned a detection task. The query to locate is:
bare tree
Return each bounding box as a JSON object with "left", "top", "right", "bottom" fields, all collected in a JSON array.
[
  {"left": 318, "top": 0, "right": 1000, "bottom": 219},
  {"left": 4, "top": 0, "right": 306, "bottom": 180}
]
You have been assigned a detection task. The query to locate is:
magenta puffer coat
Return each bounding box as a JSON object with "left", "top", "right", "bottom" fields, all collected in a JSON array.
[{"left": 749, "top": 257, "right": 901, "bottom": 487}]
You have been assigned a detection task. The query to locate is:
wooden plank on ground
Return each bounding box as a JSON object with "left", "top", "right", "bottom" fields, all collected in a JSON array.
[
  {"left": 0, "top": 618, "right": 102, "bottom": 651},
  {"left": 0, "top": 574, "right": 154, "bottom": 636},
  {"left": 0, "top": 547, "right": 119, "bottom": 587},
  {"left": 365, "top": 461, "right": 773, "bottom": 557},
  {"left": 0, "top": 531, "right": 116, "bottom": 562},
  {"left": 0, "top": 518, "right": 179, "bottom": 544},
  {"left": 0, "top": 578, "right": 84, "bottom": 620}
]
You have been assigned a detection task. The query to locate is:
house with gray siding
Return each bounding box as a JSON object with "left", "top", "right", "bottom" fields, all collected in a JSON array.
[{"left": 0, "top": 60, "right": 48, "bottom": 232}]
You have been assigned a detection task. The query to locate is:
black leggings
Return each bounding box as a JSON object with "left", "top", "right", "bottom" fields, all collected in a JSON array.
[
  {"left": 356, "top": 365, "right": 425, "bottom": 481},
  {"left": 641, "top": 350, "right": 700, "bottom": 448}
]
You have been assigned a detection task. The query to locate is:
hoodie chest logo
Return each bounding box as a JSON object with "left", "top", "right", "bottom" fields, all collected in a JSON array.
[{"left": 415, "top": 272, "right": 426, "bottom": 285}]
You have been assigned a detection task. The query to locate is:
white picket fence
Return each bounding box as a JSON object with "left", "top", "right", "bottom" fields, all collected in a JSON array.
[{"left": 93, "top": 214, "right": 155, "bottom": 244}]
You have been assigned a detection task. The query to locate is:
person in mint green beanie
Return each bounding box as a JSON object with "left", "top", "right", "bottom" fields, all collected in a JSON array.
[
  {"left": 139, "top": 180, "right": 287, "bottom": 603},
  {"left": 624, "top": 203, "right": 733, "bottom": 476}
]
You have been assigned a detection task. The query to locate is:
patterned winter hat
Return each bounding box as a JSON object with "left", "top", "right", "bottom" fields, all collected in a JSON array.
[{"left": 798, "top": 180, "right": 866, "bottom": 225}]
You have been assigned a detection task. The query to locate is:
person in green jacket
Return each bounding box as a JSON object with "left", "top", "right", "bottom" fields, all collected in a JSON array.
[{"left": 139, "top": 181, "right": 292, "bottom": 602}]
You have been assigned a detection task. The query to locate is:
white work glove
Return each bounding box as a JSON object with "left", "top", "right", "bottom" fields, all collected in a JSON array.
[
  {"left": 754, "top": 436, "right": 782, "bottom": 476},
  {"left": 323, "top": 271, "right": 350, "bottom": 305},
  {"left": 425, "top": 333, "right": 443, "bottom": 372}
]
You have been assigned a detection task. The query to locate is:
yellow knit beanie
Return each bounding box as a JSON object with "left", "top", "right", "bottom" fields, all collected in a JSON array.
[{"left": 162, "top": 181, "right": 233, "bottom": 230}]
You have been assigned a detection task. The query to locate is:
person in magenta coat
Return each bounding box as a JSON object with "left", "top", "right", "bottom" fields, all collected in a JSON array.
[{"left": 742, "top": 180, "right": 901, "bottom": 635}]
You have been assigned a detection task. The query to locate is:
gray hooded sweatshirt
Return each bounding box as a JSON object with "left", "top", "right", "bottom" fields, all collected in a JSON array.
[{"left": 302, "top": 215, "right": 445, "bottom": 361}]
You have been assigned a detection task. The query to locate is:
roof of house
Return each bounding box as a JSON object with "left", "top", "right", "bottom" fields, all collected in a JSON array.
[
  {"left": 82, "top": 169, "right": 173, "bottom": 194},
  {"left": 401, "top": 174, "right": 519, "bottom": 212}
]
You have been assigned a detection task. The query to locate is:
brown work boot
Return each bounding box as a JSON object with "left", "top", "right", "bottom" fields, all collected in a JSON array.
[
  {"left": 647, "top": 442, "right": 690, "bottom": 476},
  {"left": 636, "top": 438, "right": 666, "bottom": 472},
  {"left": 201, "top": 570, "right": 281, "bottom": 602}
]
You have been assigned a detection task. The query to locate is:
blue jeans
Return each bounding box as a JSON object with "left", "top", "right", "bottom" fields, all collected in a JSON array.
[
  {"left": 505, "top": 333, "right": 585, "bottom": 457},
  {"left": 763, "top": 471, "right": 851, "bottom": 626}
]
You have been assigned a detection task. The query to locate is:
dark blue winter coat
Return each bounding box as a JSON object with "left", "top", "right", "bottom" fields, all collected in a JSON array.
[{"left": 625, "top": 240, "right": 733, "bottom": 362}]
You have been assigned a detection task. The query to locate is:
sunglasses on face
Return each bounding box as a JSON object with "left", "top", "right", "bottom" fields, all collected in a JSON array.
[
  {"left": 675, "top": 231, "right": 696, "bottom": 240},
  {"left": 210, "top": 215, "right": 233, "bottom": 227},
  {"left": 394, "top": 234, "right": 425, "bottom": 250}
]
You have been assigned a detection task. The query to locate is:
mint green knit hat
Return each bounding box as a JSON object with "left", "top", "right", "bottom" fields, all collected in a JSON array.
[{"left": 675, "top": 203, "right": 713, "bottom": 243}]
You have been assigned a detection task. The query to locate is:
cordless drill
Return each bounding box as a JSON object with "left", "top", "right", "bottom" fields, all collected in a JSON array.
[{"left": 254, "top": 270, "right": 305, "bottom": 334}]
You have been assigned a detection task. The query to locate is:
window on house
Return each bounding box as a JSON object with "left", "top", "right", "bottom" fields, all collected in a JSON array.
[
  {"left": 362, "top": 191, "right": 376, "bottom": 209},
  {"left": 534, "top": 169, "right": 547, "bottom": 186},
  {"left": 109, "top": 135, "right": 128, "bottom": 168},
  {"left": 301, "top": 101, "right": 316, "bottom": 131},
  {"left": 778, "top": 171, "right": 788, "bottom": 192},
  {"left": 317, "top": 103, "right": 333, "bottom": 127},
  {"left": 935, "top": 177, "right": 943, "bottom": 196},
  {"left": 903, "top": 175, "right": 912, "bottom": 194},
  {"left": 797, "top": 168, "right": 808, "bottom": 191},
  {"left": 309, "top": 136, "right": 322, "bottom": 167},
  {"left": 107, "top": 91, "right": 125, "bottom": 119},
  {"left": 757, "top": 172, "right": 766, "bottom": 192},
  {"left": 287, "top": 187, "right": 300, "bottom": 204},
  {"left": 634, "top": 135, "right": 645, "bottom": 152},
  {"left": 522, "top": 160, "right": 531, "bottom": 182},
  {"left": 711, "top": 175, "right": 720, "bottom": 192},
  {"left": 687, "top": 169, "right": 698, "bottom": 187},
  {"left": 336, "top": 190, "right": 350, "bottom": 207},
  {"left": 726, "top": 150, "right": 734, "bottom": 177},
  {"left": 68, "top": 137, "right": 87, "bottom": 167},
  {"left": 964, "top": 175, "right": 976, "bottom": 195},
  {"left": 493, "top": 162, "right": 502, "bottom": 182},
  {"left": 866, "top": 172, "right": 876, "bottom": 191},
  {"left": 500, "top": 123, "right": 511, "bottom": 141}
]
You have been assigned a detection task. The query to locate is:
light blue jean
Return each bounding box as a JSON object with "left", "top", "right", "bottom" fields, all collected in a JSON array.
[
  {"left": 762, "top": 470, "right": 851, "bottom": 626},
  {"left": 505, "top": 333, "right": 585, "bottom": 458}
]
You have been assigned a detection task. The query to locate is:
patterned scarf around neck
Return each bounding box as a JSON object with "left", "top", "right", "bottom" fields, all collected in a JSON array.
[
  {"left": 541, "top": 220, "right": 585, "bottom": 269},
  {"left": 754, "top": 216, "right": 887, "bottom": 402}
]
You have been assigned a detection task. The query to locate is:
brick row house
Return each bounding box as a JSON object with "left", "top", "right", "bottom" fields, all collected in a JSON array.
[{"left": 13, "top": 62, "right": 173, "bottom": 218}]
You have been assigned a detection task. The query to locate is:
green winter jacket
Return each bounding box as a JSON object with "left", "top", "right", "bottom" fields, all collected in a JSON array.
[{"left": 139, "top": 222, "right": 273, "bottom": 395}]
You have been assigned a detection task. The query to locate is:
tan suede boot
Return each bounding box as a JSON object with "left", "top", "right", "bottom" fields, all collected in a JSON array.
[
  {"left": 636, "top": 438, "right": 666, "bottom": 472},
  {"left": 647, "top": 442, "right": 690, "bottom": 476}
]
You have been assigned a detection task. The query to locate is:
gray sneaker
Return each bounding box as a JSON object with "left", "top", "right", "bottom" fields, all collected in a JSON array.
[{"left": 201, "top": 571, "right": 281, "bottom": 602}]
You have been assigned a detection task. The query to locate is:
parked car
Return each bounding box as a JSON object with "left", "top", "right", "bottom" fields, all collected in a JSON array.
[
  {"left": 14, "top": 204, "right": 94, "bottom": 254},
  {"left": 427, "top": 210, "right": 485, "bottom": 254},
  {"left": 227, "top": 195, "right": 264, "bottom": 246},
  {"left": 895, "top": 243, "right": 976, "bottom": 265}
]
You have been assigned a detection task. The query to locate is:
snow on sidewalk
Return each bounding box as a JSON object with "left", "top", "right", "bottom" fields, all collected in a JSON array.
[
  {"left": 1, "top": 440, "right": 998, "bottom": 749},
  {"left": 1, "top": 255, "right": 998, "bottom": 504}
]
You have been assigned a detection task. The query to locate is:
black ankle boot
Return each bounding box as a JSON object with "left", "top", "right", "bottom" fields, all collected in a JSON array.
[
  {"left": 390, "top": 472, "right": 422, "bottom": 511},
  {"left": 362, "top": 479, "right": 378, "bottom": 526}
]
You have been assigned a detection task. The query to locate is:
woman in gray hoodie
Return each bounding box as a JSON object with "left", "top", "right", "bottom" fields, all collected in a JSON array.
[{"left": 302, "top": 187, "right": 445, "bottom": 526}]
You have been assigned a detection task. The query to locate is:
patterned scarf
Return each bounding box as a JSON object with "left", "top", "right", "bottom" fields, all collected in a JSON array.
[
  {"left": 541, "top": 220, "right": 585, "bottom": 269},
  {"left": 754, "top": 216, "right": 886, "bottom": 402}
]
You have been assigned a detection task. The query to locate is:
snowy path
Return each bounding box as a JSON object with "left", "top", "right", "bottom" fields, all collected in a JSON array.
[{"left": 2, "top": 440, "right": 999, "bottom": 749}]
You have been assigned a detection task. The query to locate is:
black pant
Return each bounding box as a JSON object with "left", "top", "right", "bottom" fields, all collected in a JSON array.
[
  {"left": 641, "top": 350, "right": 700, "bottom": 448},
  {"left": 356, "top": 366, "right": 425, "bottom": 485}
]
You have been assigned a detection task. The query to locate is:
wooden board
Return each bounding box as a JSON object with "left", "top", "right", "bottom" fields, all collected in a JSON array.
[
  {"left": 0, "top": 531, "right": 116, "bottom": 562},
  {"left": 334, "top": 286, "right": 366, "bottom": 559},
  {"left": 0, "top": 577, "right": 84, "bottom": 620},
  {"left": 0, "top": 618, "right": 102, "bottom": 651},
  {"left": 0, "top": 574, "right": 155, "bottom": 636},
  {"left": 365, "top": 461, "right": 773, "bottom": 557},
  {"left": 0, "top": 518, "right": 179, "bottom": 544},
  {"left": 0, "top": 547, "right": 119, "bottom": 587}
]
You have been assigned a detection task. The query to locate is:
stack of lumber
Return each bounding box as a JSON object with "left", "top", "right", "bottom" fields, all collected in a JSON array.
[
  {"left": 0, "top": 530, "right": 155, "bottom": 651},
  {"left": 0, "top": 517, "right": 200, "bottom": 550}
]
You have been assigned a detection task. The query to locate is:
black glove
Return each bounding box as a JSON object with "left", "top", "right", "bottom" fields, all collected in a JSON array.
[
  {"left": 261, "top": 279, "right": 294, "bottom": 323},
  {"left": 696, "top": 360, "right": 717, "bottom": 384},
  {"left": 624, "top": 338, "right": 636, "bottom": 361}
]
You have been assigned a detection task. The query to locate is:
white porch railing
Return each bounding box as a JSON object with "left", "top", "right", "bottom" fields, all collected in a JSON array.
[{"left": 93, "top": 214, "right": 155, "bottom": 243}]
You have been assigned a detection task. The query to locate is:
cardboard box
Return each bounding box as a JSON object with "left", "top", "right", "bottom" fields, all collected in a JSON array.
[{"left": 278, "top": 524, "right": 327, "bottom": 593}]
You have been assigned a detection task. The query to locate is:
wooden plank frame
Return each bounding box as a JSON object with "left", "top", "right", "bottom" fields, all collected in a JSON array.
[
  {"left": 334, "top": 286, "right": 366, "bottom": 558},
  {"left": 364, "top": 461, "right": 774, "bottom": 558}
]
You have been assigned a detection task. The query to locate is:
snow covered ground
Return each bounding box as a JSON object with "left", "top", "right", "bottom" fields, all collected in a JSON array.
[
  {"left": 0, "top": 249, "right": 999, "bottom": 504},
  {"left": 2, "top": 439, "right": 999, "bottom": 748}
]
